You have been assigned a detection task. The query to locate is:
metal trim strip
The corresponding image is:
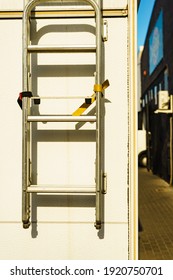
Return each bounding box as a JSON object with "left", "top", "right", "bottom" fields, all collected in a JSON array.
[{"left": 0, "top": 9, "right": 128, "bottom": 19}]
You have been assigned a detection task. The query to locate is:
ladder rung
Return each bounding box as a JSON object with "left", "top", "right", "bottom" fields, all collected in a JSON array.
[
  {"left": 27, "top": 185, "right": 96, "bottom": 194},
  {"left": 27, "top": 45, "right": 96, "bottom": 53},
  {"left": 31, "top": 96, "right": 85, "bottom": 100},
  {"left": 27, "top": 115, "right": 96, "bottom": 122}
]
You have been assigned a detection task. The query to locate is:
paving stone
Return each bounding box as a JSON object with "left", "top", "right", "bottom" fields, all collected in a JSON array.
[{"left": 139, "top": 168, "right": 173, "bottom": 260}]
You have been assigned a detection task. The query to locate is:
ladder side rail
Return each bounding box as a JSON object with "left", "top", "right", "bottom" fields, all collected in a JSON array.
[
  {"left": 22, "top": 3, "right": 32, "bottom": 227},
  {"left": 94, "top": 2, "right": 102, "bottom": 230}
]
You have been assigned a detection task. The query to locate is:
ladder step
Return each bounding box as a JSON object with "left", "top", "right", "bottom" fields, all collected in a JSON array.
[
  {"left": 27, "top": 115, "right": 96, "bottom": 122},
  {"left": 27, "top": 185, "right": 96, "bottom": 194},
  {"left": 28, "top": 45, "right": 96, "bottom": 53},
  {"left": 31, "top": 96, "right": 85, "bottom": 100}
]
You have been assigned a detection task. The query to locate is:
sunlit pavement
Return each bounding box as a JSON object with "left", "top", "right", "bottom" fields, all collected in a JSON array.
[{"left": 139, "top": 168, "right": 173, "bottom": 260}]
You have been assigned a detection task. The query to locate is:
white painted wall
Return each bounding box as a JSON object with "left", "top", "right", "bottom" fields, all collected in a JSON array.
[
  {"left": 0, "top": 0, "right": 137, "bottom": 260},
  {"left": 0, "top": 0, "right": 23, "bottom": 10},
  {"left": 0, "top": 0, "right": 127, "bottom": 10}
]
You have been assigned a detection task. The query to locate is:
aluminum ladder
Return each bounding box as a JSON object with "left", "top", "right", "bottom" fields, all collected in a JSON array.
[{"left": 21, "top": 0, "right": 106, "bottom": 230}]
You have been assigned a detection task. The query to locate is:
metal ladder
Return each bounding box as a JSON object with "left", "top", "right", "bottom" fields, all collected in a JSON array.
[{"left": 21, "top": 0, "right": 106, "bottom": 230}]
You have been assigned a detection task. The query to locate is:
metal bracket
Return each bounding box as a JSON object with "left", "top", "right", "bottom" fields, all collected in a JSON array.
[
  {"left": 102, "top": 172, "right": 107, "bottom": 194},
  {"left": 102, "top": 20, "right": 108, "bottom": 42}
]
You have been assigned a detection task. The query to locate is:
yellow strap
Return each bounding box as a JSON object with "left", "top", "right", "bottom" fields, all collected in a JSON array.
[
  {"left": 94, "top": 80, "right": 110, "bottom": 92},
  {"left": 72, "top": 79, "right": 109, "bottom": 116},
  {"left": 94, "top": 84, "right": 103, "bottom": 92},
  {"left": 90, "top": 94, "right": 96, "bottom": 103},
  {"left": 72, "top": 94, "right": 95, "bottom": 116},
  {"left": 72, "top": 103, "right": 90, "bottom": 116},
  {"left": 102, "top": 79, "right": 110, "bottom": 90}
]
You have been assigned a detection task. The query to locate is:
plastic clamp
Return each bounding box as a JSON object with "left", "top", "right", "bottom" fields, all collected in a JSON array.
[{"left": 17, "top": 91, "right": 32, "bottom": 109}]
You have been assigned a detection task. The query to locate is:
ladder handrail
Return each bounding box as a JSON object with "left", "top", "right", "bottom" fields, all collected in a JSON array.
[{"left": 23, "top": 0, "right": 102, "bottom": 90}]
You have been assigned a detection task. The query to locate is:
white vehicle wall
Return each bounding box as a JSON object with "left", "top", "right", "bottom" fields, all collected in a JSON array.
[{"left": 0, "top": 0, "right": 137, "bottom": 259}]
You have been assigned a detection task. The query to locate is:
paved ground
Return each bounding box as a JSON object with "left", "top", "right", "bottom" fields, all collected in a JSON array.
[{"left": 138, "top": 168, "right": 173, "bottom": 260}]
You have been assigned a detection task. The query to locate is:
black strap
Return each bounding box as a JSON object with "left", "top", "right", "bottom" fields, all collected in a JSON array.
[{"left": 21, "top": 91, "right": 33, "bottom": 98}]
